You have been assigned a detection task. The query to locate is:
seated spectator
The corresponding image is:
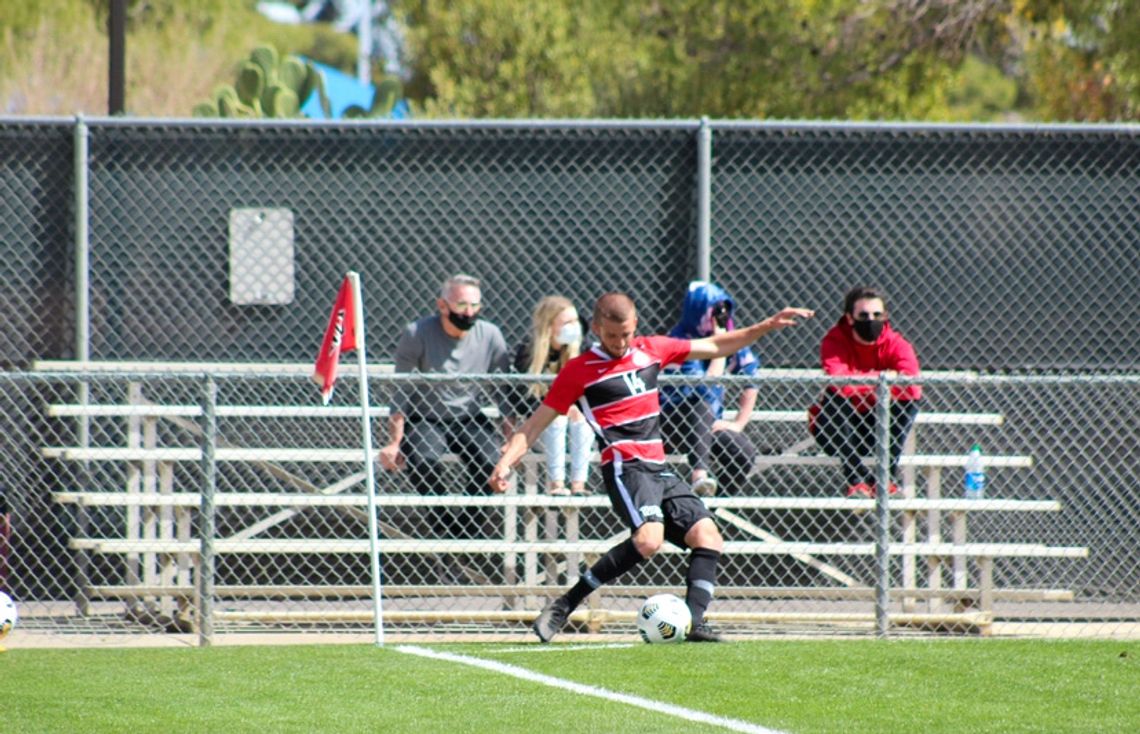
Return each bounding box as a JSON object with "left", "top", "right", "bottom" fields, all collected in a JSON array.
[
  {"left": 659, "top": 281, "right": 761, "bottom": 497},
  {"left": 811, "top": 285, "right": 922, "bottom": 498},
  {"left": 510, "top": 296, "right": 595, "bottom": 496},
  {"left": 379, "top": 274, "right": 511, "bottom": 538}
]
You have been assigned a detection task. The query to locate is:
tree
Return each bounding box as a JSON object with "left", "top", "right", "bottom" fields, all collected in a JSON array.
[
  {"left": 400, "top": 0, "right": 1012, "bottom": 120},
  {"left": 402, "top": 1, "right": 603, "bottom": 117},
  {"left": 1015, "top": 1, "right": 1140, "bottom": 121}
]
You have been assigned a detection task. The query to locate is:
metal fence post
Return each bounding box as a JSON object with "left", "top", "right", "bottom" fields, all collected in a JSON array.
[
  {"left": 73, "top": 115, "right": 90, "bottom": 371},
  {"left": 873, "top": 374, "right": 892, "bottom": 638},
  {"left": 696, "top": 116, "right": 712, "bottom": 282},
  {"left": 197, "top": 375, "right": 217, "bottom": 646},
  {"left": 72, "top": 120, "right": 93, "bottom": 615},
  {"left": 73, "top": 115, "right": 90, "bottom": 435}
]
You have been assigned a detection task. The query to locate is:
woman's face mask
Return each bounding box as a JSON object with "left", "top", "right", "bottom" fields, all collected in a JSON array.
[{"left": 554, "top": 321, "right": 582, "bottom": 347}]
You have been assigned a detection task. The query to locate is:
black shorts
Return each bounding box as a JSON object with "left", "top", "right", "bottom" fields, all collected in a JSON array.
[{"left": 602, "top": 460, "right": 714, "bottom": 548}]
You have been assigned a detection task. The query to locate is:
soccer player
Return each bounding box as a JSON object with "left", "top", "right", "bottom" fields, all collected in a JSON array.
[{"left": 489, "top": 292, "right": 813, "bottom": 642}]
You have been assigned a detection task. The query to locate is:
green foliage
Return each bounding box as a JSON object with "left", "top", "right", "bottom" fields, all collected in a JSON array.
[
  {"left": 939, "top": 56, "right": 1020, "bottom": 122},
  {"left": 264, "top": 85, "right": 300, "bottom": 117},
  {"left": 193, "top": 43, "right": 329, "bottom": 119},
  {"left": 265, "top": 21, "right": 360, "bottom": 73},
  {"left": 12, "top": 0, "right": 1140, "bottom": 122},
  {"left": 401, "top": 0, "right": 1012, "bottom": 120},
  {"left": 81, "top": 0, "right": 248, "bottom": 29},
  {"left": 396, "top": 0, "right": 1140, "bottom": 122},
  {"left": 343, "top": 76, "right": 405, "bottom": 119},
  {"left": 1014, "top": 2, "right": 1140, "bottom": 121},
  {"left": 193, "top": 40, "right": 404, "bottom": 120}
]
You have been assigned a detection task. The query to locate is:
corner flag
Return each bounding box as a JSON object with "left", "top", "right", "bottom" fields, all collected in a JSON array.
[
  {"left": 310, "top": 271, "right": 385, "bottom": 646},
  {"left": 312, "top": 274, "right": 359, "bottom": 405}
]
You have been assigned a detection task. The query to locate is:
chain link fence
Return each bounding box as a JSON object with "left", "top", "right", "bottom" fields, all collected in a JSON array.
[
  {"left": 3, "top": 118, "right": 1138, "bottom": 369},
  {"left": 1, "top": 369, "right": 1135, "bottom": 643},
  {"left": 0, "top": 117, "right": 1138, "bottom": 642}
]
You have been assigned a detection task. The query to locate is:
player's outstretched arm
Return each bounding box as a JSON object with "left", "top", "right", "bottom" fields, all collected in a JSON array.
[
  {"left": 689, "top": 307, "right": 815, "bottom": 360},
  {"left": 488, "top": 404, "right": 560, "bottom": 493}
]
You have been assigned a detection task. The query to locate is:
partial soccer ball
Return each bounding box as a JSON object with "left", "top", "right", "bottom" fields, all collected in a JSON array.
[
  {"left": 636, "top": 593, "right": 692, "bottom": 644},
  {"left": 0, "top": 591, "right": 16, "bottom": 641}
]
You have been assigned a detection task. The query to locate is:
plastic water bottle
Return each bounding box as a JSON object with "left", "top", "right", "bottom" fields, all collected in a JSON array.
[{"left": 964, "top": 444, "right": 986, "bottom": 499}]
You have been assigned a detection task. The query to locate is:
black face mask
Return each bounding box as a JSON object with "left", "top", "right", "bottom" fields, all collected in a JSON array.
[
  {"left": 711, "top": 301, "right": 731, "bottom": 328},
  {"left": 852, "top": 318, "right": 885, "bottom": 342},
  {"left": 447, "top": 310, "right": 479, "bottom": 332}
]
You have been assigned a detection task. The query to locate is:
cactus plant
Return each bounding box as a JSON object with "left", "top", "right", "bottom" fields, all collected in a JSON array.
[
  {"left": 250, "top": 45, "right": 279, "bottom": 84},
  {"left": 342, "top": 75, "right": 404, "bottom": 119},
  {"left": 235, "top": 62, "right": 265, "bottom": 113},
  {"left": 264, "top": 85, "right": 300, "bottom": 118},
  {"left": 193, "top": 43, "right": 403, "bottom": 119},
  {"left": 194, "top": 43, "right": 331, "bottom": 119}
]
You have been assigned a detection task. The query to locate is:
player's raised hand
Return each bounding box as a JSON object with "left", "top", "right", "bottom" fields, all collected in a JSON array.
[{"left": 766, "top": 307, "right": 815, "bottom": 329}]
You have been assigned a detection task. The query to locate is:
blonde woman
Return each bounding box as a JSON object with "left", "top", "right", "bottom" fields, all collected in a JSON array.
[{"left": 510, "top": 296, "right": 594, "bottom": 496}]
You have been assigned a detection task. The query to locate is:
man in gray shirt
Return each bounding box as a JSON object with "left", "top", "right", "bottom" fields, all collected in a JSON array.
[{"left": 380, "top": 274, "right": 511, "bottom": 539}]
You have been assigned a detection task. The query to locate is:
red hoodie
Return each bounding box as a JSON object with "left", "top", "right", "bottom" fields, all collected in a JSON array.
[{"left": 820, "top": 316, "right": 922, "bottom": 411}]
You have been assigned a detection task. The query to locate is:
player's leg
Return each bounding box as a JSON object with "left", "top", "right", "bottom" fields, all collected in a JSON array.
[
  {"left": 533, "top": 462, "right": 660, "bottom": 642},
  {"left": 665, "top": 485, "right": 725, "bottom": 641}
]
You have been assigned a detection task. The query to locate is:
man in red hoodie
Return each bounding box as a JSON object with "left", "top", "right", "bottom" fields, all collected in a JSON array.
[{"left": 813, "top": 286, "right": 922, "bottom": 498}]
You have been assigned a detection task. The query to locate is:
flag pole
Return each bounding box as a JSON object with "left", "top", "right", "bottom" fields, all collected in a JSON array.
[{"left": 348, "top": 271, "right": 385, "bottom": 646}]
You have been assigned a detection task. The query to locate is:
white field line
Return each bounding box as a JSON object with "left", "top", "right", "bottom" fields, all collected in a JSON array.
[
  {"left": 492, "top": 643, "right": 636, "bottom": 653},
  {"left": 396, "top": 645, "right": 789, "bottom": 734}
]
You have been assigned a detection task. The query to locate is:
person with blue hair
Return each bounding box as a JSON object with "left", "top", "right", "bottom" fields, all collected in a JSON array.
[{"left": 659, "top": 281, "right": 761, "bottom": 496}]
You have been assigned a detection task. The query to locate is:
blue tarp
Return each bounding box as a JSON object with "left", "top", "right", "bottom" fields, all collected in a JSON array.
[{"left": 300, "top": 58, "right": 409, "bottom": 120}]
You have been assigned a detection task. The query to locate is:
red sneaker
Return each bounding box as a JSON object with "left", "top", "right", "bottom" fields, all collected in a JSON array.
[
  {"left": 845, "top": 482, "right": 874, "bottom": 499},
  {"left": 878, "top": 482, "right": 901, "bottom": 497}
]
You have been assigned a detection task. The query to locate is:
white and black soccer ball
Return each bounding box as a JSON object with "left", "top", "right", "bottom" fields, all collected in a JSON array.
[
  {"left": 636, "top": 593, "right": 691, "bottom": 644},
  {"left": 0, "top": 591, "right": 17, "bottom": 641}
]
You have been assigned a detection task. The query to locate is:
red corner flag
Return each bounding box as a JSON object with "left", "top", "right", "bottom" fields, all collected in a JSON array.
[{"left": 312, "top": 274, "right": 359, "bottom": 404}]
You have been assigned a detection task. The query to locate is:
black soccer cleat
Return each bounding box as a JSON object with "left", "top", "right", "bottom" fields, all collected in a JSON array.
[
  {"left": 532, "top": 596, "right": 572, "bottom": 643},
  {"left": 686, "top": 622, "right": 723, "bottom": 643}
]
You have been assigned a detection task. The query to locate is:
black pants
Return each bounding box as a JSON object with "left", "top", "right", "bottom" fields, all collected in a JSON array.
[
  {"left": 813, "top": 392, "right": 920, "bottom": 487},
  {"left": 403, "top": 415, "right": 499, "bottom": 538},
  {"left": 660, "top": 395, "right": 758, "bottom": 496}
]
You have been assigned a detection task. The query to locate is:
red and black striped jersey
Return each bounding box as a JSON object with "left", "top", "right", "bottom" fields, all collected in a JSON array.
[{"left": 543, "top": 335, "right": 691, "bottom": 465}]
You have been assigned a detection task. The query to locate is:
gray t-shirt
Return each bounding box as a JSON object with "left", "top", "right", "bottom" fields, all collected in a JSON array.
[{"left": 391, "top": 315, "right": 510, "bottom": 421}]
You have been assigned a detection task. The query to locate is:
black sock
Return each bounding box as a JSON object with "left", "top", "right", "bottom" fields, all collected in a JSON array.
[
  {"left": 564, "top": 538, "right": 645, "bottom": 609},
  {"left": 686, "top": 547, "right": 721, "bottom": 625}
]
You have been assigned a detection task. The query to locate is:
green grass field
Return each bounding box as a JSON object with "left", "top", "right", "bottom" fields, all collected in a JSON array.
[{"left": 4, "top": 639, "right": 1137, "bottom": 733}]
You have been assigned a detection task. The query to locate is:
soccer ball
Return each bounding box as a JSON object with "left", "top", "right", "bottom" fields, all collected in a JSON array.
[
  {"left": 636, "top": 593, "right": 691, "bottom": 644},
  {"left": 0, "top": 591, "right": 16, "bottom": 641}
]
